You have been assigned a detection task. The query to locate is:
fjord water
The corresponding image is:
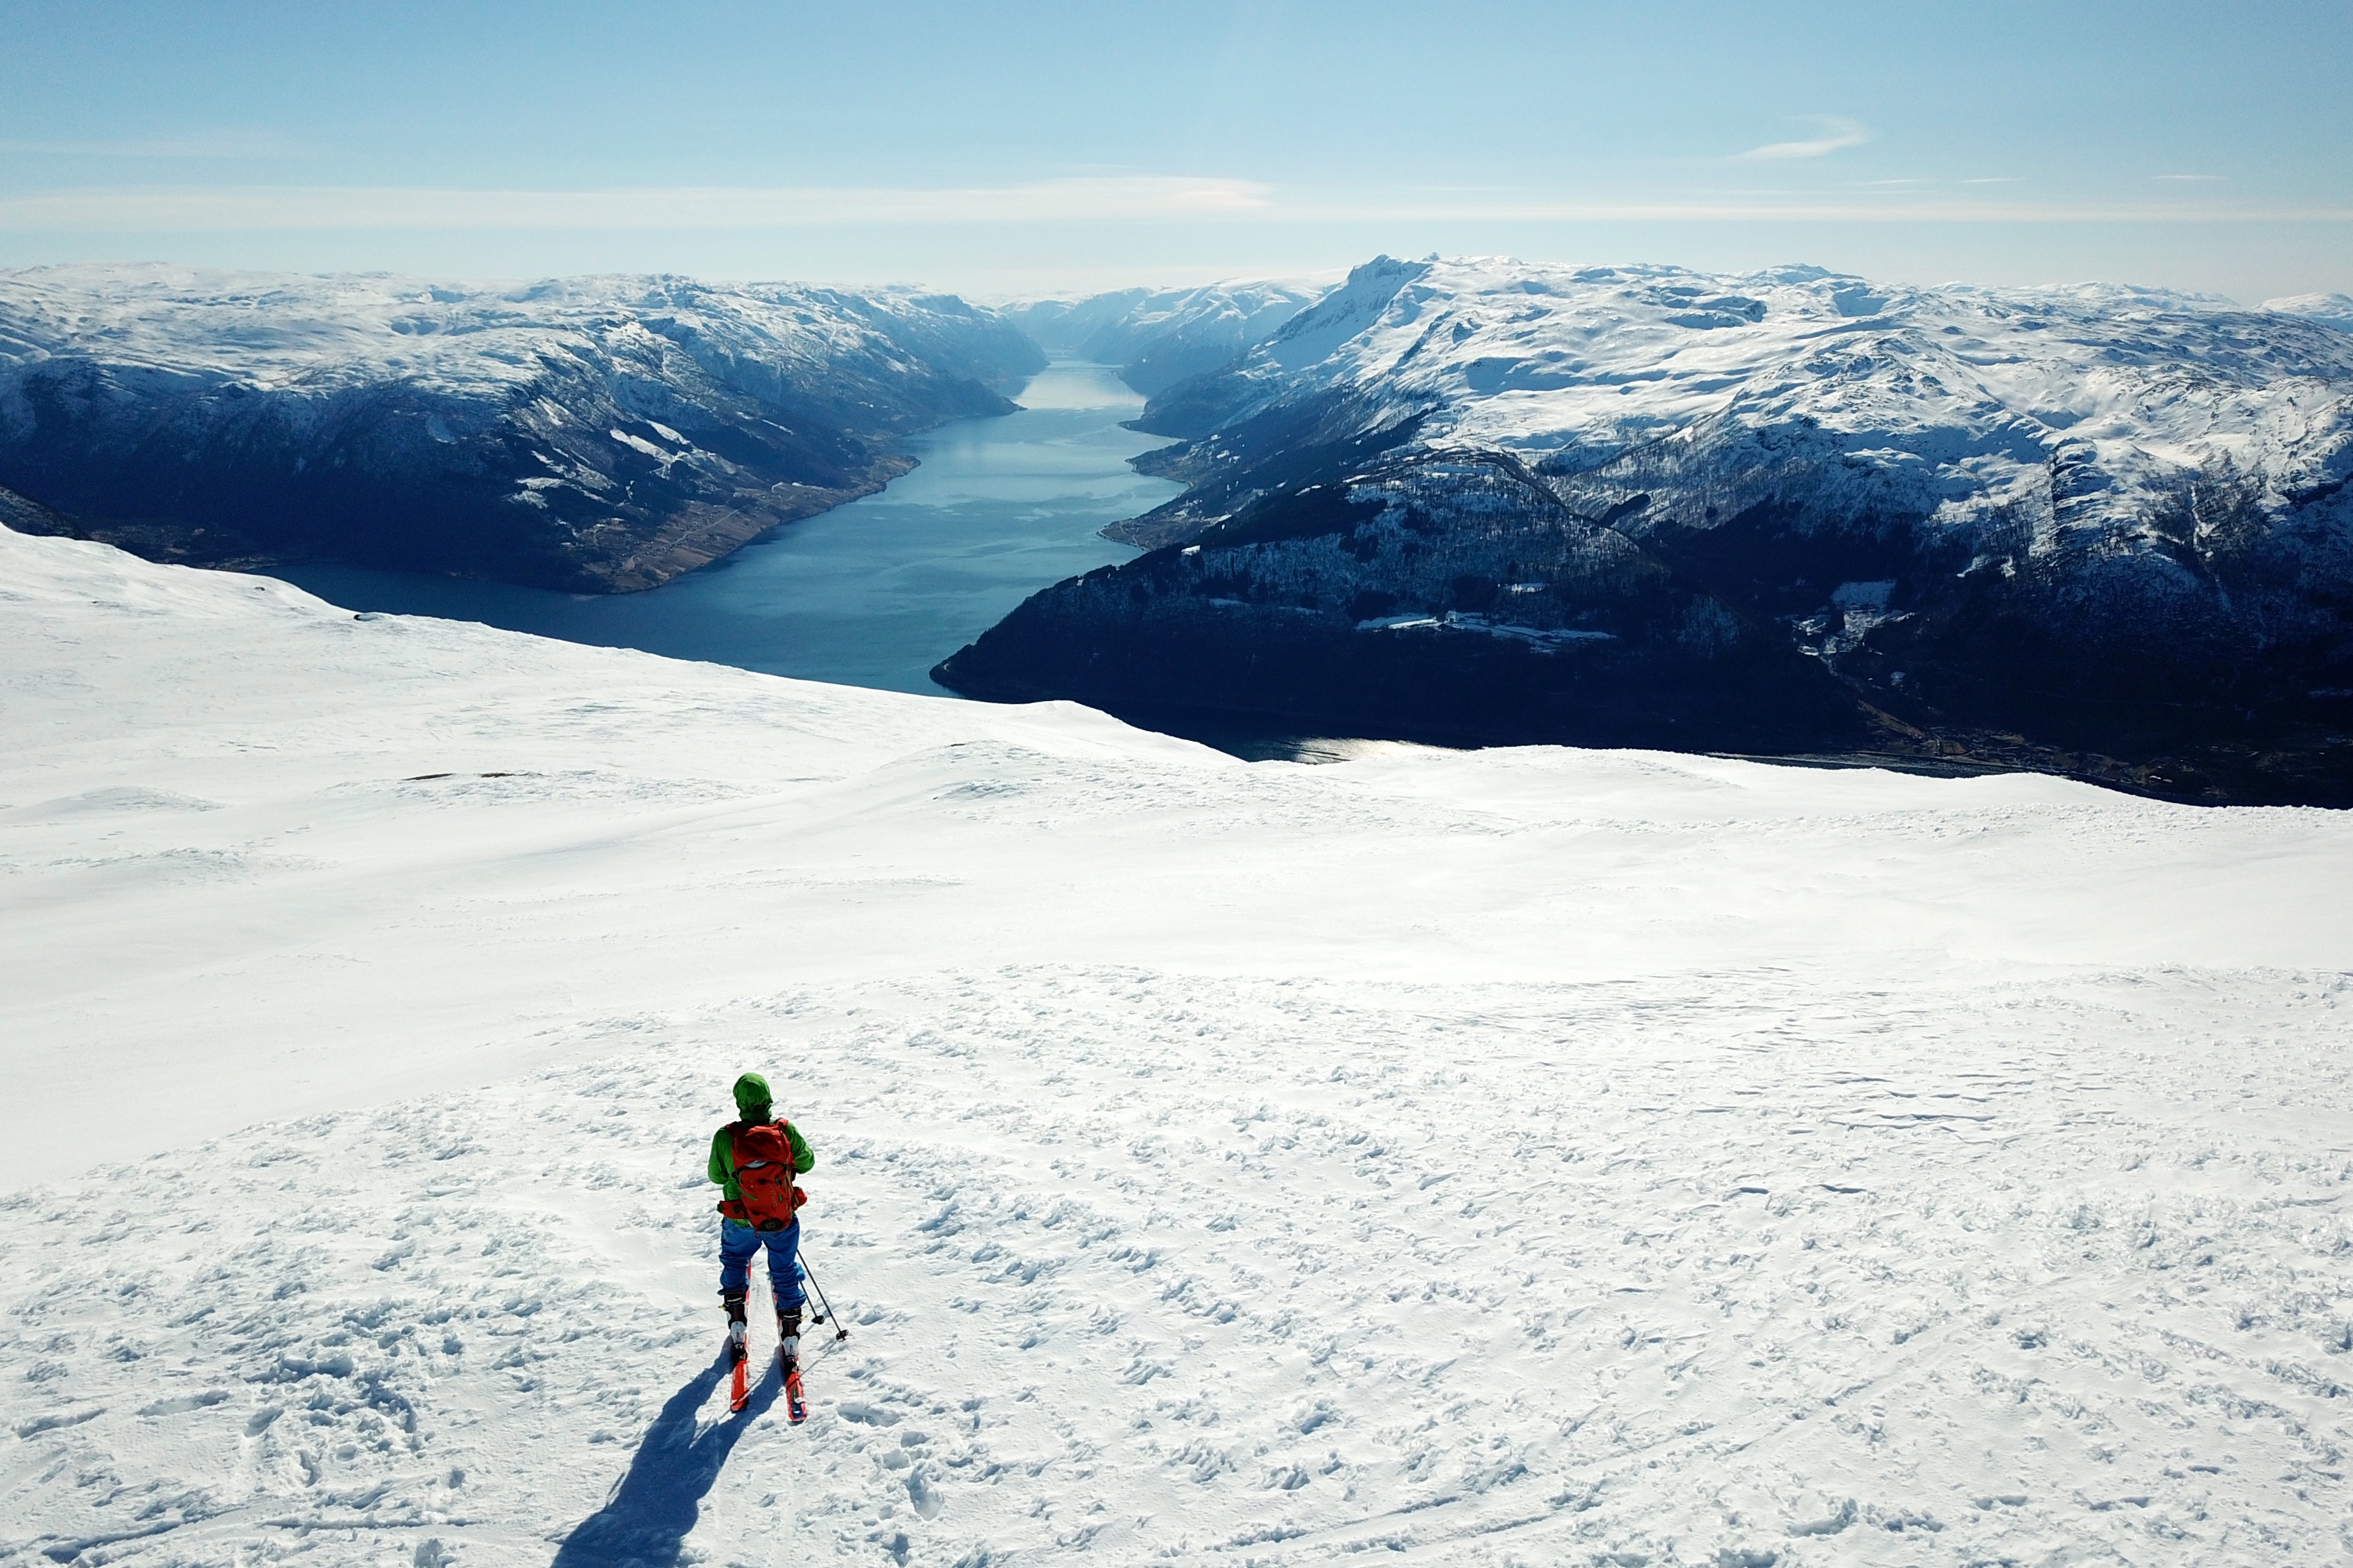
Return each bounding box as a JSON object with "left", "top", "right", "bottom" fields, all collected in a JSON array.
[{"left": 269, "top": 362, "right": 1175, "bottom": 694}]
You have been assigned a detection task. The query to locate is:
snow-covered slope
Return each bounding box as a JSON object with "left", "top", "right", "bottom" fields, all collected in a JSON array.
[
  {"left": 2267, "top": 292, "right": 2353, "bottom": 335},
  {"left": 0, "top": 265, "right": 1044, "bottom": 590},
  {"left": 1130, "top": 257, "right": 2353, "bottom": 540},
  {"left": 1001, "top": 279, "right": 1324, "bottom": 395},
  {"left": 5, "top": 523, "right": 2352, "bottom": 1565},
  {"left": 943, "top": 257, "right": 2353, "bottom": 800}
]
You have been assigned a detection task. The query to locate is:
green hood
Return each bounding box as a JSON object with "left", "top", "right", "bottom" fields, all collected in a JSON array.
[{"left": 732, "top": 1072, "right": 772, "bottom": 1116}]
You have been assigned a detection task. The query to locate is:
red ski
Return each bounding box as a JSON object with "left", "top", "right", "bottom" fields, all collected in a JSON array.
[
  {"left": 783, "top": 1351, "right": 807, "bottom": 1424},
  {"left": 727, "top": 1323, "right": 751, "bottom": 1414}
]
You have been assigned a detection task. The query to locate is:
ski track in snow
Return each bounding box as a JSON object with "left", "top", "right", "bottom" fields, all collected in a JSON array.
[
  {"left": 7, "top": 971, "right": 2352, "bottom": 1567},
  {"left": 3, "top": 527, "right": 2351, "bottom": 1566}
]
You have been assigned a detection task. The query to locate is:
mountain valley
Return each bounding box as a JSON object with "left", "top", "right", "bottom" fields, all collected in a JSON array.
[{"left": 9, "top": 257, "right": 2353, "bottom": 801}]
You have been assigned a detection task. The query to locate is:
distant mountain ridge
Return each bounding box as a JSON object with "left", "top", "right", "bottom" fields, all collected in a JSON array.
[
  {"left": 1000, "top": 279, "right": 1323, "bottom": 396},
  {"left": 0, "top": 265, "right": 1044, "bottom": 590},
  {"left": 938, "top": 256, "right": 2353, "bottom": 804},
  {"left": 2266, "top": 292, "right": 2353, "bottom": 335}
]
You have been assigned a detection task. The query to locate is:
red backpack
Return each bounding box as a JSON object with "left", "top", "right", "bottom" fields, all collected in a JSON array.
[{"left": 720, "top": 1119, "right": 807, "bottom": 1230}]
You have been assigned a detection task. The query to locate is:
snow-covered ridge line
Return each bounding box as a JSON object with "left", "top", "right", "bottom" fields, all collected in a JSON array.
[
  {"left": 1129, "top": 255, "right": 2353, "bottom": 546},
  {"left": 0, "top": 262, "right": 1045, "bottom": 591}
]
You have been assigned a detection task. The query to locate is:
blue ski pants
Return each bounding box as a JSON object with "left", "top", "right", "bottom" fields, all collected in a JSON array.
[{"left": 719, "top": 1218, "right": 806, "bottom": 1315}]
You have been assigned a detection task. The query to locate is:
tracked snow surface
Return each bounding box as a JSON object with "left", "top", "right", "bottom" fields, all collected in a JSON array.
[{"left": 3, "top": 524, "right": 2351, "bottom": 1567}]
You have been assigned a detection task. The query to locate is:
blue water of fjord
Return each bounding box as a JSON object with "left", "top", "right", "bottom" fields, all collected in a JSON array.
[{"left": 269, "top": 362, "right": 1175, "bottom": 695}]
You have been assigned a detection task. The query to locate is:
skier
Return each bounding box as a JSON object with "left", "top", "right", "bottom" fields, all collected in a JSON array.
[{"left": 709, "top": 1072, "right": 814, "bottom": 1417}]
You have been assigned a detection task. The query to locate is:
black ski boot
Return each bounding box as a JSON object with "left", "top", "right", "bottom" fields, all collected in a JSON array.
[
  {"left": 722, "top": 1290, "right": 749, "bottom": 1364},
  {"left": 777, "top": 1307, "right": 802, "bottom": 1370}
]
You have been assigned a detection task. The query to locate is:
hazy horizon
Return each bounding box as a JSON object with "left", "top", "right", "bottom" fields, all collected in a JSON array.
[{"left": 5, "top": 1, "right": 2349, "bottom": 305}]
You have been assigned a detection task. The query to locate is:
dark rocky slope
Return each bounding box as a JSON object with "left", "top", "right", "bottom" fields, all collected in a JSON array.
[{"left": 0, "top": 266, "right": 1044, "bottom": 591}]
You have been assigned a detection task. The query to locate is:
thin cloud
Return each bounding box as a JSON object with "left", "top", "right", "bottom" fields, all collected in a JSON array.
[
  {"left": 1286, "top": 194, "right": 2353, "bottom": 224},
  {"left": 0, "top": 132, "right": 302, "bottom": 160},
  {"left": 1735, "top": 116, "right": 1873, "bottom": 162},
  {"left": 0, "top": 176, "right": 1273, "bottom": 231},
  {"left": 2155, "top": 173, "right": 2225, "bottom": 182},
  {"left": 4, "top": 179, "right": 2348, "bottom": 233}
]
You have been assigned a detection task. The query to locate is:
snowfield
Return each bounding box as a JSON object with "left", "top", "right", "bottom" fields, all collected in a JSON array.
[
  {"left": 3, "top": 524, "right": 2351, "bottom": 1567},
  {"left": 0, "top": 263, "right": 1027, "bottom": 403}
]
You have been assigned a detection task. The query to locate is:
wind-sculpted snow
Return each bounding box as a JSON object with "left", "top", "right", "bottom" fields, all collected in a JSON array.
[
  {"left": 951, "top": 257, "right": 2353, "bottom": 800},
  {"left": 0, "top": 265, "right": 1044, "bottom": 590},
  {"left": 4, "top": 526, "right": 2352, "bottom": 1564},
  {"left": 1003, "top": 279, "right": 1323, "bottom": 396}
]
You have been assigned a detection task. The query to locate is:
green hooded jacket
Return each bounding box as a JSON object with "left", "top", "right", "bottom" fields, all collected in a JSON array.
[{"left": 708, "top": 1071, "right": 815, "bottom": 1203}]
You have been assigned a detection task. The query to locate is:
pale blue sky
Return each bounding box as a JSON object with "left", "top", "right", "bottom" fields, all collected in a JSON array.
[{"left": 2, "top": 0, "right": 2347, "bottom": 300}]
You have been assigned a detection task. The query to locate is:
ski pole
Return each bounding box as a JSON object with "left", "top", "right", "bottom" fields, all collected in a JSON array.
[{"left": 799, "top": 1250, "right": 851, "bottom": 1341}]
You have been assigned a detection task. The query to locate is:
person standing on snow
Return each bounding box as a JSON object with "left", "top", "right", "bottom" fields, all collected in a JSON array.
[{"left": 710, "top": 1072, "right": 814, "bottom": 1387}]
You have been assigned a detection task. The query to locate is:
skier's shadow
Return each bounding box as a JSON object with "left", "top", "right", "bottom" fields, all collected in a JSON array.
[{"left": 552, "top": 1352, "right": 781, "bottom": 1567}]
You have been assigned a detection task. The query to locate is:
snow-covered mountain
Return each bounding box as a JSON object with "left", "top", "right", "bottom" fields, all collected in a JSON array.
[
  {"left": 2267, "top": 291, "right": 2353, "bottom": 335},
  {"left": 0, "top": 265, "right": 1044, "bottom": 590},
  {"left": 5, "top": 520, "right": 2352, "bottom": 1565},
  {"left": 939, "top": 256, "right": 2353, "bottom": 802},
  {"left": 1000, "top": 279, "right": 1323, "bottom": 395}
]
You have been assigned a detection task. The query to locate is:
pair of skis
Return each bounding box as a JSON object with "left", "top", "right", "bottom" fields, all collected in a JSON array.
[
  {"left": 729, "top": 1320, "right": 806, "bottom": 1423},
  {"left": 725, "top": 1253, "right": 844, "bottom": 1422}
]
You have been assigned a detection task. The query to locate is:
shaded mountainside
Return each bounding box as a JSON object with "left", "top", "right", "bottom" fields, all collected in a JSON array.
[
  {"left": 939, "top": 257, "right": 2353, "bottom": 804},
  {"left": 0, "top": 266, "right": 1044, "bottom": 591},
  {"left": 938, "top": 450, "right": 1866, "bottom": 756}
]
